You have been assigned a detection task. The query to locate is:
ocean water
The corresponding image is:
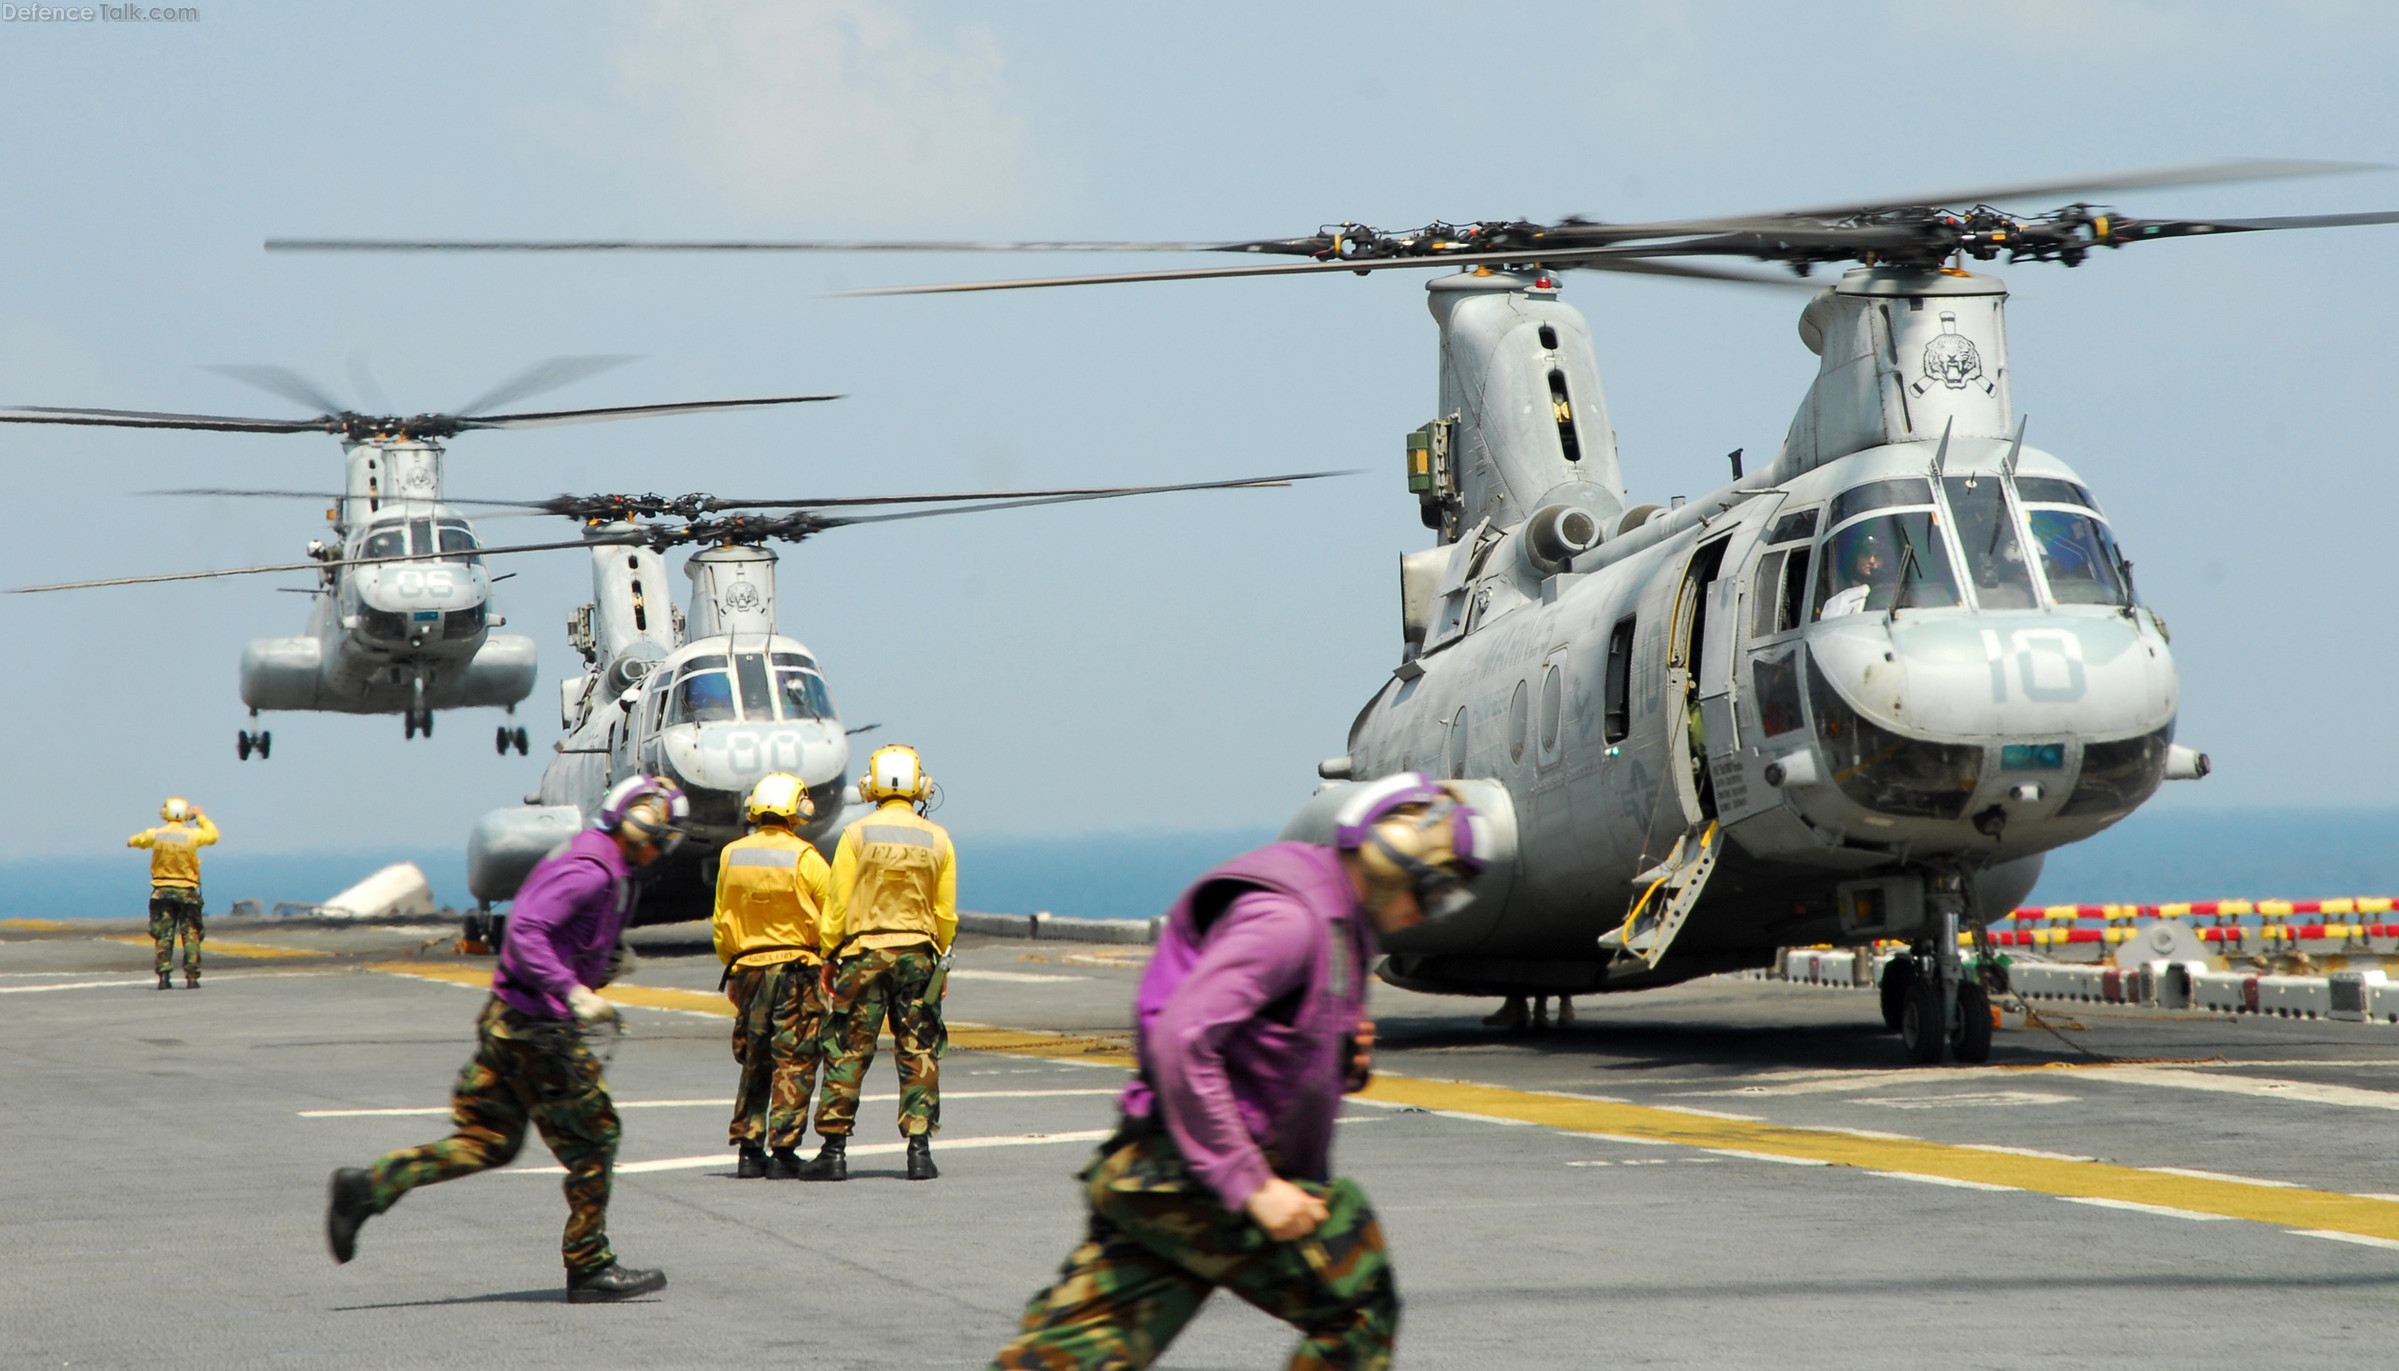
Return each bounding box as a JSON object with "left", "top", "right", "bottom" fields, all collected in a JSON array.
[{"left": 6, "top": 811, "right": 2392, "bottom": 923}]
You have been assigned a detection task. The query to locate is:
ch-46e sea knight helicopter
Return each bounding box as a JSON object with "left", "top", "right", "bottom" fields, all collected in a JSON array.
[
  {"left": 448, "top": 471, "right": 1345, "bottom": 937},
  {"left": 1, "top": 361, "right": 833, "bottom": 755},
  {"left": 269, "top": 159, "right": 2399, "bottom": 1063}
]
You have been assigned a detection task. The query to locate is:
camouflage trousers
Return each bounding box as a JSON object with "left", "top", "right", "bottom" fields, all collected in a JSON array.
[
  {"left": 148, "top": 886, "right": 203, "bottom": 980},
  {"left": 728, "top": 958, "right": 824, "bottom": 1150},
  {"left": 366, "top": 997, "right": 621, "bottom": 1276},
  {"left": 813, "top": 945, "right": 942, "bottom": 1138},
  {"left": 989, "top": 1124, "right": 1399, "bottom": 1371}
]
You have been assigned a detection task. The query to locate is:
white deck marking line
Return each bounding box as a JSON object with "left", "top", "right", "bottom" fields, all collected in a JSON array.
[
  {"left": 1813, "top": 1127, "right": 1921, "bottom": 1142},
  {"left": 2144, "top": 1167, "right": 2304, "bottom": 1189},
  {"left": 2086, "top": 1066, "right": 2399, "bottom": 1112},
  {"left": 1957, "top": 1142, "right": 2099, "bottom": 1163},
  {"left": 511, "top": 1129, "right": 1116, "bottom": 1175},
  {"left": 0, "top": 978, "right": 158, "bottom": 993},
  {"left": 2295, "top": 1229, "right": 2399, "bottom": 1252},
  {"left": 946, "top": 969, "right": 1088, "bottom": 983},
  {"left": 1853, "top": 1091, "right": 2075, "bottom": 1109},
  {"left": 1707, "top": 1148, "right": 1830, "bottom": 1166},
  {"left": 2060, "top": 1197, "right": 2235, "bottom": 1221},
  {"left": 1563, "top": 1132, "right": 1677, "bottom": 1147},
  {"left": 1428, "top": 1109, "right": 1537, "bottom": 1127},
  {"left": 2358, "top": 1193, "right": 2399, "bottom": 1204},
  {"left": 1648, "top": 1104, "right": 1763, "bottom": 1121},
  {"left": 1867, "top": 1171, "right": 2019, "bottom": 1192},
  {"left": 297, "top": 1087, "right": 1120, "bottom": 1118}
]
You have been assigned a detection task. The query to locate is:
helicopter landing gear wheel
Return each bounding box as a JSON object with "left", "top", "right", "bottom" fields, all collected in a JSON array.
[
  {"left": 512, "top": 726, "right": 529, "bottom": 755},
  {"left": 1879, "top": 955, "right": 1914, "bottom": 1032},
  {"left": 1900, "top": 971, "right": 1946, "bottom": 1066},
  {"left": 495, "top": 725, "right": 510, "bottom": 756},
  {"left": 1952, "top": 980, "right": 1994, "bottom": 1064},
  {"left": 404, "top": 712, "right": 416, "bottom": 740},
  {"left": 404, "top": 709, "right": 432, "bottom": 739},
  {"left": 257, "top": 730, "right": 270, "bottom": 760},
  {"left": 236, "top": 731, "right": 251, "bottom": 761}
]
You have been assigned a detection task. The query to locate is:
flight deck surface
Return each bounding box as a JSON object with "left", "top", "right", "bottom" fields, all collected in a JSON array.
[{"left": 6, "top": 917, "right": 2397, "bottom": 1368}]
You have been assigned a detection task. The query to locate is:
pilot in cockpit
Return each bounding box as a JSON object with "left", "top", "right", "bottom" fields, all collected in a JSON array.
[{"left": 1816, "top": 529, "right": 1891, "bottom": 619}]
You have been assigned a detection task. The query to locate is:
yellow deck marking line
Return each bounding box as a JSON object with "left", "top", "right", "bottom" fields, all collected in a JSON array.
[
  {"left": 103, "top": 935, "right": 317, "bottom": 960},
  {"left": 0, "top": 918, "right": 76, "bottom": 931},
  {"left": 1351, "top": 1073, "right": 2399, "bottom": 1242},
  {"left": 355, "top": 961, "right": 2399, "bottom": 1238}
]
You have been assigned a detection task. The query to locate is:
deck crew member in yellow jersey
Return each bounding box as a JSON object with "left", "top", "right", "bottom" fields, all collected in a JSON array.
[
  {"left": 129, "top": 797, "right": 218, "bottom": 990},
  {"left": 797, "top": 744, "right": 957, "bottom": 1183},
  {"left": 713, "top": 772, "right": 834, "bottom": 1180}
]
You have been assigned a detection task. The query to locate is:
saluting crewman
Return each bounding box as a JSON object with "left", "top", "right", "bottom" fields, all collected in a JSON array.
[
  {"left": 713, "top": 772, "right": 834, "bottom": 1180},
  {"left": 130, "top": 797, "right": 218, "bottom": 990},
  {"left": 324, "top": 775, "right": 688, "bottom": 1304},
  {"left": 797, "top": 744, "right": 956, "bottom": 1183}
]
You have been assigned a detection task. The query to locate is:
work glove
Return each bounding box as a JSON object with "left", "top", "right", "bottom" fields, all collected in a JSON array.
[{"left": 567, "top": 985, "right": 618, "bottom": 1026}]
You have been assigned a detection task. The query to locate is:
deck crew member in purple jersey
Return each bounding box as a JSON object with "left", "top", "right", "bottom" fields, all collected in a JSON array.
[
  {"left": 990, "top": 773, "right": 1491, "bottom": 1370},
  {"left": 323, "top": 775, "right": 690, "bottom": 1304}
]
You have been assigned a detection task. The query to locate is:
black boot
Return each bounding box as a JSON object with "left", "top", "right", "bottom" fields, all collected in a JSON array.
[
  {"left": 766, "top": 1147, "right": 802, "bottom": 1180},
  {"left": 567, "top": 1260, "right": 667, "bottom": 1304},
  {"left": 906, "top": 1134, "right": 939, "bottom": 1181},
  {"left": 184, "top": 975, "right": 199, "bottom": 989},
  {"left": 157, "top": 972, "right": 171, "bottom": 991},
  {"left": 795, "top": 1135, "right": 848, "bottom": 1182},
  {"left": 735, "top": 1143, "right": 767, "bottom": 1179},
  {"left": 325, "top": 1168, "right": 375, "bottom": 1264}
]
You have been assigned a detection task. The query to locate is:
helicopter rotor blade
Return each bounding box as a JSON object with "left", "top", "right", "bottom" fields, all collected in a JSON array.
[
  {"left": 201, "top": 363, "right": 349, "bottom": 416},
  {"left": 6, "top": 533, "right": 638, "bottom": 594},
  {"left": 816, "top": 469, "right": 1355, "bottom": 527},
  {"left": 829, "top": 247, "right": 1811, "bottom": 297},
  {"left": 0, "top": 406, "right": 336, "bottom": 433},
  {"left": 267, "top": 237, "right": 1255, "bottom": 254},
  {"left": 1747, "top": 158, "right": 2384, "bottom": 224},
  {"left": 452, "top": 393, "right": 843, "bottom": 430},
  {"left": 453, "top": 355, "right": 639, "bottom": 417}
]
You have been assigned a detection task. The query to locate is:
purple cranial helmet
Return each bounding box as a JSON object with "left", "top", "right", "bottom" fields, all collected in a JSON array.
[
  {"left": 1332, "top": 772, "right": 1491, "bottom": 919},
  {"left": 598, "top": 773, "right": 691, "bottom": 854}
]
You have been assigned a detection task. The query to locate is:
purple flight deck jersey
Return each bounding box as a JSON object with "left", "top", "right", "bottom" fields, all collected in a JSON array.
[
  {"left": 1121, "top": 841, "right": 1376, "bottom": 1212},
  {"left": 492, "top": 828, "right": 636, "bottom": 1020}
]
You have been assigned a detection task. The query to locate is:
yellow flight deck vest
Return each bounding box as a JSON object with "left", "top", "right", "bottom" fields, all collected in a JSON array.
[
  {"left": 127, "top": 815, "right": 219, "bottom": 890},
  {"left": 712, "top": 827, "right": 834, "bottom": 971},
  {"left": 824, "top": 800, "right": 957, "bottom": 955}
]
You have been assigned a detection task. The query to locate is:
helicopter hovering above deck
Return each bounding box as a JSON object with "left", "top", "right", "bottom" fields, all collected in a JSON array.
[
  {"left": 269, "top": 159, "right": 2399, "bottom": 1063},
  {"left": 2, "top": 360, "right": 836, "bottom": 757}
]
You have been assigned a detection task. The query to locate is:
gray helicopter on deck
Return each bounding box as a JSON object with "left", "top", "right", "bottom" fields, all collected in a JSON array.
[
  {"left": 446, "top": 472, "right": 1347, "bottom": 941},
  {"left": 2, "top": 361, "right": 834, "bottom": 755},
  {"left": 269, "top": 159, "right": 2399, "bottom": 1064}
]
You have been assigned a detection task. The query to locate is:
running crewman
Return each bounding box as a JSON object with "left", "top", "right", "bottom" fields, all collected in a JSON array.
[
  {"left": 129, "top": 797, "right": 218, "bottom": 990},
  {"left": 713, "top": 772, "right": 834, "bottom": 1179},
  {"left": 324, "top": 775, "right": 689, "bottom": 1303},
  {"left": 988, "top": 773, "right": 1490, "bottom": 1370},
  {"left": 797, "top": 744, "right": 956, "bottom": 1183}
]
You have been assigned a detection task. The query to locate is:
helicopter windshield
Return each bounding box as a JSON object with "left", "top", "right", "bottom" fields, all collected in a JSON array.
[
  {"left": 361, "top": 524, "right": 406, "bottom": 560},
  {"left": 434, "top": 520, "right": 482, "bottom": 564},
  {"left": 1813, "top": 509, "right": 1960, "bottom": 620},
  {"left": 773, "top": 651, "right": 836, "bottom": 721},
  {"left": 666, "top": 658, "right": 737, "bottom": 724},
  {"left": 2026, "top": 509, "right": 2133, "bottom": 607},
  {"left": 1942, "top": 477, "right": 2038, "bottom": 611}
]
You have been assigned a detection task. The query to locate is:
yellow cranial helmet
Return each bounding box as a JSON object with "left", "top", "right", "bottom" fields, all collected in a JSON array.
[
  {"left": 746, "top": 772, "right": 814, "bottom": 825},
  {"left": 161, "top": 797, "right": 190, "bottom": 823},
  {"left": 857, "top": 744, "right": 931, "bottom": 805}
]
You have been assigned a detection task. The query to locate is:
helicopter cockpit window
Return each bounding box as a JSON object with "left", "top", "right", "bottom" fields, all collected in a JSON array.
[
  {"left": 776, "top": 662, "right": 836, "bottom": 721},
  {"left": 2026, "top": 509, "right": 2134, "bottom": 607},
  {"left": 1941, "top": 476, "right": 2038, "bottom": 611},
  {"left": 2014, "top": 477, "right": 2099, "bottom": 512},
  {"left": 361, "top": 525, "right": 407, "bottom": 560},
  {"left": 1828, "top": 478, "right": 1932, "bottom": 528},
  {"left": 435, "top": 520, "right": 482, "bottom": 565},
  {"left": 734, "top": 653, "right": 775, "bottom": 718},
  {"left": 408, "top": 519, "right": 435, "bottom": 557},
  {"left": 1766, "top": 508, "right": 1819, "bottom": 545},
  {"left": 667, "top": 668, "right": 737, "bottom": 725},
  {"left": 1814, "top": 510, "right": 1959, "bottom": 620}
]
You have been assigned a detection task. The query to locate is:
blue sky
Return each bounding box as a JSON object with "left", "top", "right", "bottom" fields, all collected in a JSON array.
[{"left": 3, "top": 1, "right": 2396, "bottom": 858}]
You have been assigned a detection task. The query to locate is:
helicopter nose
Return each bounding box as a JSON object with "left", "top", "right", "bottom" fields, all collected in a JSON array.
[
  {"left": 1777, "top": 608, "right": 2179, "bottom": 849},
  {"left": 657, "top": 722, "right": 845, "bottom": 816}
]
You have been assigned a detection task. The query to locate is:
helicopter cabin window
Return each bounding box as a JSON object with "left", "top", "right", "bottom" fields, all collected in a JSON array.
[
  {"left": 435, "top": 520, "right": 482, "bottom": 565},
  {"left": 734, "top": 653, "right": 774, "bottom": 718},
  {"left": 1766, "top": 508, "right": 1819, "bottom": 545},
  {"left": 667, "top": 655, "right": 736, "bottom": 725},
  {"left": 2013, "top": 477, "right": 2099, "bottom": 511},
  {"left": 1941, "top": 476, "right": 2038, "bottom": 611},
  {"left": 361, "top": 524, "right": 406, "bottom": 560},
  {"left": 772, "top": 653, "right": 836, "bottom": 720},
  {"left": 1813, "top": 509, "right": 1960, "bottom": 620},
  {"left": 1828, "top": 478, "right": 1932, "bottom": 529},
  {"left": 2025, "top": 509, "right": 2134, "bottom": 607},
  {"left": 1602, "top": 617, "right": 1635, "bottom": 743},
  {"left": 1752, "top": 650, "right": 1806, "bottom": 737},
  {"left": 1750, "top": 545, "right": 1814, "bottom": 637}
]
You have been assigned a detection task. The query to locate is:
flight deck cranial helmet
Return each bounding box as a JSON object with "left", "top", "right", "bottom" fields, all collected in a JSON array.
[
  {"left": 746, "top": 772, "right": 815, "bottom": 826},
  {"left": 599, "top": 774, "right": 691, "bottom": 856},
  {"left": 857, "top": 744, "right": 932, "bottom": 806},
  {"left": 1332, "top": 772, "right": 1492, "bottom": 920},
  {"left": 161, "top": 797, "right": 190, "bottom": 823}
]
